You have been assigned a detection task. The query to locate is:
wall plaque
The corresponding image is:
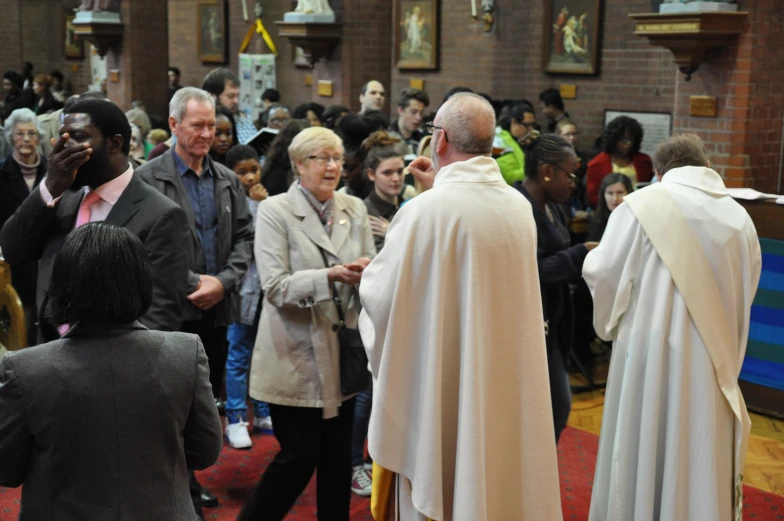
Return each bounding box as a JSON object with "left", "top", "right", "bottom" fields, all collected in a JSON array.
[{"left": 689, "top": 95, "right": 718, "bottom": 117}]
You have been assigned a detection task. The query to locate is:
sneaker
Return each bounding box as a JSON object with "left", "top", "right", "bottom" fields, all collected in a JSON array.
[
  {"left": 363, "top": 461, "right": 373, "bottom": 472},
  {"left": 225, "top": 421, "right": 252, "bottom": 449},
  {"left": 351, "top": 465, "right": 372, "bottom": 497},
  {"left": 253, "top": 415, "right": 273, "bottom": 434}
]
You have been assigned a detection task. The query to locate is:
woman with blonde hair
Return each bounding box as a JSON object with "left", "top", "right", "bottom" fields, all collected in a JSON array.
[{"left": 239, "top": 127, "right": 376, "bottom": 521}]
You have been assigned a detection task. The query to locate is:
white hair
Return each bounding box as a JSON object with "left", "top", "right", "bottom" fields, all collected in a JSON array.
[
  {"left": 169, "top": 86, "right": 215, "bottom": 122},
  {"left": 4, "top": 108, "right": 44, "bottom": 144}
]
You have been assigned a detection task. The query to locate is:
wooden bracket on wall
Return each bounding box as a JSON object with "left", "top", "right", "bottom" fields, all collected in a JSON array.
[
  {"left": 629, "top": 11, "right": 747, "bottom": 81},
  {"left": 275, "top": 22, "right": 342, "bottom": 68},
  {"left": 71, "top": 17, "right": 124, "bottom": 58}
]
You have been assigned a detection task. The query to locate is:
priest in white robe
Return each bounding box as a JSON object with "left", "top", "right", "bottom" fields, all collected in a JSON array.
[
  {"left": 584, "top": 134, "right": 762, "bottom": 521},
  {"left": 358, "top": 93, "right": 562, "bottom": 521}
]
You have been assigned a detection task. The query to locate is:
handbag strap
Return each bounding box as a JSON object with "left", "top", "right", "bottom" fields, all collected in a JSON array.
[{"left": 318, "top": 247, "right": 347, "bottom": 328}]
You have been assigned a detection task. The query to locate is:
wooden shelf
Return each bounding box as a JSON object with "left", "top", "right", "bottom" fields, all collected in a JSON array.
[
  {"left": 71, "top": 19, "right": 124, "bottom": 58},
  {"left": 275, "top": 22, "right": 342, "bottom": 68},
  {"left": 629, "top": 11, "right": 747, "bottom": 80}
]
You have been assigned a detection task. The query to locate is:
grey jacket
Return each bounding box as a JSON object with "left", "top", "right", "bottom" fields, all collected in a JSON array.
[
  {"left": 249, "top": 183, "right": 376, "bottom": 412},
  {"left": 0, "top": 322, "right": 223, "bottom": 521},
  {"left": 136, "top": 150, "right": 254, "bottom": 326}
]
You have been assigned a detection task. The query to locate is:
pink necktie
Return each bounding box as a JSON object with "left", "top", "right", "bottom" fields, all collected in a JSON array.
[
  {"left": 59, "top": 191, "right": 103, "bottom": 337},
  {"left": 75, "top": 190, "right": 101, "bottom": 228}
]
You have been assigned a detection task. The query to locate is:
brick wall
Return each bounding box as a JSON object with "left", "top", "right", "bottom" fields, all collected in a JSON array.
[
  {"left": 390, "top": 0, "right": 676, "bottom": 151},
  {"left": 673, "top": 0, "right": 784, "bottom": 193},
  {"left": 1, "top": 0, "right": 91, "bottom": 97}
]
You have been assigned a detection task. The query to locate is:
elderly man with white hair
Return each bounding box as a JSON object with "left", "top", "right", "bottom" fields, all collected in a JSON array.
[
  {"left": 358, "top": 93, "right": 563, "bottom": 521},
  {"left": 136, "top": 86, "right": 254, "bottom": 518}
]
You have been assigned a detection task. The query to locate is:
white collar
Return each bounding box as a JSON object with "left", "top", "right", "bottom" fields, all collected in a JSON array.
[{"left": 661, "top": 165, "right": 728, "bottom": 197}]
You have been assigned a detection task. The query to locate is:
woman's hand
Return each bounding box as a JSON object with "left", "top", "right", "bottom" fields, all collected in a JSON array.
[
  {"left": 368, "top": 216, "right": 390, "bottom": 238},
  {"left": 344, "top": 257, "right": 372, "bottom": 273},
  {"left": 249, "top": 184, "right": 269, "bottom": 202},
  {"left": 327, "top": 265, "right": 362, "bottom": 285}
]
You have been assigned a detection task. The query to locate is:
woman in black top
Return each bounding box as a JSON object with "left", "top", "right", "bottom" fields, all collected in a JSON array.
[
  {"left": 514, "top": 131, "right": 598, "bottom": 442},
  {"left": 260, "top": 119, "right": 310, "bottom": 196},
  {"left": 587, "top": 173, "right": 634, "bottom": 242}
]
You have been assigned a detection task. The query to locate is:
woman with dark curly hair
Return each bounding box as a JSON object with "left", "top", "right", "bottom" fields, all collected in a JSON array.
[{"left": 586, "top": 115, "right": 652, "bottom": 207}]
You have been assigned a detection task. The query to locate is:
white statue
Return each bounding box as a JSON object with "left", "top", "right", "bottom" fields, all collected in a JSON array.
[
  {"left": 294, "top": 0, "right": 334, "bottom": 15},
  {"left": 284, "top": 0, "right": 335, "bottom": 23},
  {"left": 79, "top": 0, "right": 120, "bottom": 12}
]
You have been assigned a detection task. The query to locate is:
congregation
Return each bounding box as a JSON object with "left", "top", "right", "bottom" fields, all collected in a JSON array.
[{"left": 0, "top": 59, "right": 761, "bottom": 521}]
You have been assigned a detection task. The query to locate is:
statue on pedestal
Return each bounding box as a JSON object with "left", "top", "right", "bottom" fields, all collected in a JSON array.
[
  {"left": 79, "top": 0, "right": 121, "bottom": 12},
  {"left": 284, "top": 0, "right": 335, "bottom": 23}
]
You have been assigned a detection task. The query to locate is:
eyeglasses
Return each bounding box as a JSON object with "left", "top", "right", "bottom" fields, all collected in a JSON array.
[
  {"left": 550, "top": 164, "right": 578, "bottom": 180},
  {"left": 308, "top": 155, "right": 344, "bottom": 166},
  {"left": 618, "top": 138, "right": 633, "bottom": 146},
  {"left": 424, "top": 122, "right": 449, "bottom": 142},
  {"left": 13, "top": 131, "right": 38, "bottom": 140}
]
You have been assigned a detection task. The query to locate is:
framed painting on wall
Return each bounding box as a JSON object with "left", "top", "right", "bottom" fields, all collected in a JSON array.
[
  {"left": 198, "top": 1, "right": 228, "bottom": 64},
  {"left": 394, "top": 0, "right": 438, "bottom": 70},
  {"left": 63, "top": 7, "right": 84, "bottom": 60},
  {"left": 543, "top": 0, "right": 603, "bottom": 75}
]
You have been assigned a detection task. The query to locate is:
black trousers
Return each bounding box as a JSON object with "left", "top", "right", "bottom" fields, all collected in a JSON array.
[
  {"left": 182, "top": 309, "right": 228, "bottom": 399},
  {"left": 238, "top": 398, "right": 356, "bottom": 521}
]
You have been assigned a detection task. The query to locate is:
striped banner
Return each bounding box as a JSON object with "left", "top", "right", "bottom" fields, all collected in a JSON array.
[{"left": 740, "top": 238, "right": 784, "bottom": 391}]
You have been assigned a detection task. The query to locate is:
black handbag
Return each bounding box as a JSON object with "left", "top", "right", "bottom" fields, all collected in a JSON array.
[{"left": 319, "top": 249, "right": 371, "bottom": 396}]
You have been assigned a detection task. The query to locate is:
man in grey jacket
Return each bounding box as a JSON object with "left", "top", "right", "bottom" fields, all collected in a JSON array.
[{"left": 136, "top": 86, "right": 253, "bottom": 514}]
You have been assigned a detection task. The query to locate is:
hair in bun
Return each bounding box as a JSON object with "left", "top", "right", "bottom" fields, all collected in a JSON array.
[
  {"left": 520, "top": 130, "right": 542, "bottom": 152},
  {"left": 521, "top": 131, "right": 573, "bottom": 181},
  {"left": 362, "top": 130, "right": 408, "bottom": 172}
]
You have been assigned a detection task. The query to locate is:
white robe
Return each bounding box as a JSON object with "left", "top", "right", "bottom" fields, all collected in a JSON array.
[
  {"left": 359, "top": 156, "right": 562, "bottom": 521},
  {"left": 583, "top": 166, "right": 762, "bottom": 521}
]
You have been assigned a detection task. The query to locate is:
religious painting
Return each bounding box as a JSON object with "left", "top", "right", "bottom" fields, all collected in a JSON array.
[
  {"left": 394, "top": 0, "right": 439, "bottom": 70},
  {"left": 62, "top": 7, "right": 84, "bottom": 60},
  {"left": 198, "top": 1, "right": 228, "bottom": 64},
  {"left": 543, "top": 0, "right": 603, "bottom": 75}
]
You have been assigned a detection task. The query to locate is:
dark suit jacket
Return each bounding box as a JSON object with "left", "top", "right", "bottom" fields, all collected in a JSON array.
[
  {"left": 136, "top": 150, "right": 254, "bottom": 326},
  {"left": 0, "top": 154, "right": 47, "bottom": 307},
  {"left": 0, "top": 322, "right": 223, "bottom": 521},
  {"left": 0, "top": 173, "right": 190, "bottom": 342}
]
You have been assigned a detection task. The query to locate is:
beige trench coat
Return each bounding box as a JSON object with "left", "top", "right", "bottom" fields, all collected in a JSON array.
[{"left": 249, "top": 182, "right": 376, "bottom": 415}]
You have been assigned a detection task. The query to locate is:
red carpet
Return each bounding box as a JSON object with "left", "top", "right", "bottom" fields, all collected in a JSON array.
[{"left": 1, "top": 427, "right": 782, "bottom": 520}]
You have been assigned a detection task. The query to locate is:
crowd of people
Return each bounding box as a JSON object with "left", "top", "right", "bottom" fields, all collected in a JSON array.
[{"left": 0, "top": 61, "right": 761, "bottom": 521}]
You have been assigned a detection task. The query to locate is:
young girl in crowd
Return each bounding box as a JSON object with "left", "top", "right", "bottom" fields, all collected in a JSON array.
[
  {"left": 223, "top": 145, "right": 271, "bottom": 449},
  {"left": 361, "top": 131, "right": 408, "bottom": 252},
  {"left": 588, "top": 173, "right": 634, "bottom": 241},
  {"left": 348, "top": 130, "right": 408, "bottom": 497}
]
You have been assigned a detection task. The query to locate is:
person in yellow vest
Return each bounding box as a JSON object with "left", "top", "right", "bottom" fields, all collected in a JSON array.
[
  {"left": 495, "top": 101, "right": 536, "bottom": 185},
  {"left": 584, "top": 134, "right": 762, "bottom": 521}
]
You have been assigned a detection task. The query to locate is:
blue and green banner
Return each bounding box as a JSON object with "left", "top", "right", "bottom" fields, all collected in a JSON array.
[{"left": 741, "top": 238, "right": 784, "bottom": 391}]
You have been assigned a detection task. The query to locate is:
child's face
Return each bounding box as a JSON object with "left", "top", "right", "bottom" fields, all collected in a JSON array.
[{"left": 233, "top": 158, "right": 262, "bottom": 194}]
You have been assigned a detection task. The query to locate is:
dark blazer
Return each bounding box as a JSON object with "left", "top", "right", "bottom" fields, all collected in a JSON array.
[
  {"left": 136, "top": 150, "right": 254, "bottom": 326},
  {"left": 515, "top": 183, "right": 588, "bottom": 354},
  {"left": 0, "top": 322, "right": 223, "bottom": 521},
  {"left": 0, "top": 154, "right": 47, "bottom": 307},
  {"left": 35, "top": 93, "right": 64, "bottom": 115},
  {"left": 0, "top": 173, "right": 191, "bottom": 342}
]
